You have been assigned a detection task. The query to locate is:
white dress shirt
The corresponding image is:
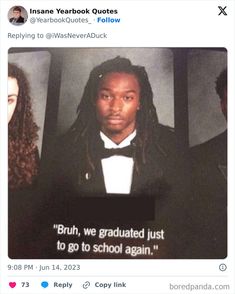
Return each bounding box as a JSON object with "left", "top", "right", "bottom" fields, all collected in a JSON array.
[{"left": 100, "top": 130, "right": 136, "bottom": 194}]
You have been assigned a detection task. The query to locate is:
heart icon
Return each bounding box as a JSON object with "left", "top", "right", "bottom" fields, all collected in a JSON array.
[
  {"left": 9, "top": 282, "right": 16, "bottom": 288},
  {"left": 41, "top": 281, "right": 49, "bottom": 288}
]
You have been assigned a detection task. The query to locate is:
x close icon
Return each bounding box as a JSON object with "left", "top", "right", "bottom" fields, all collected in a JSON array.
[{"left": 218, "top": 6, "right": 227, "bottom": 16}]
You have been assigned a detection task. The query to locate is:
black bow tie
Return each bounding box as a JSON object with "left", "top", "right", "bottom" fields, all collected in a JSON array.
[{"left": 101, "top": 145, "right": 134, "bottom": 159}]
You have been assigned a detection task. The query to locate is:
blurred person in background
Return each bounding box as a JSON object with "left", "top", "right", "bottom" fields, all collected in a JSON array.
[
  {"left": 8, "top": 63, "right": 39, "bottom": 190},
  {"left": 190, "top": 68, "right": 227, "bottom": 258}
]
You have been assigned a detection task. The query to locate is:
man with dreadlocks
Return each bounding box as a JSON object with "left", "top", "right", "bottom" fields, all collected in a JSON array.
[
  {"left": 55, "top": 56, "right": 177, "bottom": 199},
  {"left": 37, "top": 56, "right": 191, "bottom": 259}
]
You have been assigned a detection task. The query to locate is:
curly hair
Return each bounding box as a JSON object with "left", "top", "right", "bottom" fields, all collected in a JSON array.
[
  {"left": 68, "top": 56, "right": 160, "bottom": 179},
  {"left": 8, "top": 63, "right": 39, "bottom": 189},
  {"left": 215, "top": 68, "right": 227, "bottom": 100}
]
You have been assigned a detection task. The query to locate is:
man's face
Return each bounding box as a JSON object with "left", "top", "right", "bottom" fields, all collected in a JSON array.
[
  {"left": 8, "top": 77, "right": 19, "bottom": 124},
  {"left": 96, "top": 72, "right": 140, "bottom": 143},
  {"left": 13, "top": 10, "right": 21, "bottom": 19}
]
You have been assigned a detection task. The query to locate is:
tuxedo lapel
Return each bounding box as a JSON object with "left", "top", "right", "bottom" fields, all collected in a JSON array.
[
  {"left": 131, "top": 143, "right": 166, "bottom": 195},
  {"left": 81, "top": 132, "right": 106, "bottom": 194}
]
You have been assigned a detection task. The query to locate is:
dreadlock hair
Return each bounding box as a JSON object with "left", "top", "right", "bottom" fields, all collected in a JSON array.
[
  {"left": 70, "top": 56, "right": 160, "bottom": 177},
  {"left": 215, "top": 68, "right": 227, "bottom": 100},
  {"left": 8, "top": 63, "right": 39, "bottom": 189}
]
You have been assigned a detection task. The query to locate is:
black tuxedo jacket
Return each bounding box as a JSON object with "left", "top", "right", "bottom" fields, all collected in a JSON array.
[{"left": 54, "top": 124, "right": 177, "bottom": 199}]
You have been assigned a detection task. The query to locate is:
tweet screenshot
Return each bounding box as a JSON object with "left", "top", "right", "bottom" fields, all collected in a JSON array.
[{"left": 0, "top": 0, "right": 234, "bottom": 293}]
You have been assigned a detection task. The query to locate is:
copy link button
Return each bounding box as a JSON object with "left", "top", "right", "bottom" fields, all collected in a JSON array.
[
  {"left": 95, "top": 281, "right": 127, "bottom": 289},
  {"left": 82, "top": 281, "right": 90, "bottom": 289}
]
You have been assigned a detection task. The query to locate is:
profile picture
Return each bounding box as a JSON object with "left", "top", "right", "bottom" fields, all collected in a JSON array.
[{"left": 8, "top": 6, "right": 28, "bottom": 25}]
